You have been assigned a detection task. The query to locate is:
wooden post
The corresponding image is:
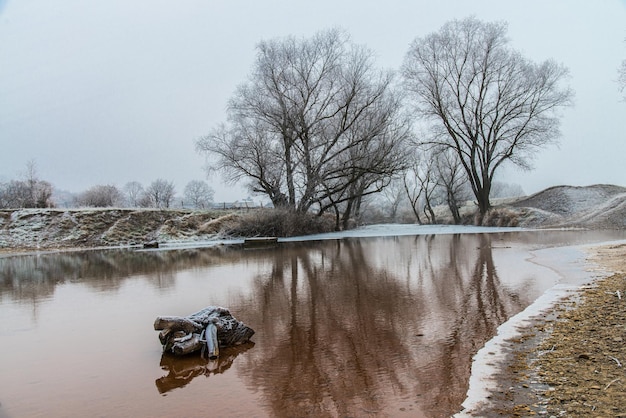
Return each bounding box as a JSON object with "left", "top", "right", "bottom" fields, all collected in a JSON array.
[{"left": 206, "top": 322, "right": 219, "bottom": 359}]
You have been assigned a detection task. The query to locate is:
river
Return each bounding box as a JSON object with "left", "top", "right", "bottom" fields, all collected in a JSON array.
[{"left": 1, "top": 227, "right": 624, "bottom": 417}]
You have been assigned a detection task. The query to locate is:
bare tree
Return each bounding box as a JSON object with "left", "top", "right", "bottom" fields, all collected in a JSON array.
[
  {"left": 0, "top": 183, "right": 9, "bottom": 208},
  {"left": 0, "top": 161, "right": 54, "bottom": 208},
  {"left": 123, "top": 181, "right": 144, "bottom": 207},
  {"left": 434, "top": 147, "right": 471, "bottom": 224},
  {"left": 0, "top": 181, "right": 27, "bottom": 208},
  {"left": 144, "top": 179, "right": 175, "bottom": 208},
  {"left": 0, "top": 181, "right": 23, "bottom": 208},
  {"left": 197, "top": 29, "right": 409, "bottom": 217},
  {"left": 381, "top": 179, "right": 406, "bottom": 222},
  {"left": 23, "top": 160, "right": 53, "bottom": 208},
  {"left": 403, "top": 151, "right": 440, "bottom": 224},
  {"left": 76, "top": 185, "right": 123, "bottom": 207},
  {"left": 402, "top": 174, "right": 424, "bottom": 225},
  {"left": 183, "top": 180, "right": 214, "bottom": 209},
  {"left": 402, "top": 17, "right": 573, "bottom": 218}
]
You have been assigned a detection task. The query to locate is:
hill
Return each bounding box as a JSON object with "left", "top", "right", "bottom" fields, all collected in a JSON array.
[{"left": 508, "top": 184, "right": 626, "bottom": 229}]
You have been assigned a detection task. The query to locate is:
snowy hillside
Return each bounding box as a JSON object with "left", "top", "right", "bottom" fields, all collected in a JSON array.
[{"left": 510, "top": 184, "right": 626, "bottom": 229}]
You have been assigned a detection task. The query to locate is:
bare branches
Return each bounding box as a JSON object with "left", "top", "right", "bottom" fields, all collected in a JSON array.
[
  {"left": 183, "top": 180, "right": 214, "bottom": 209},
  {"left": 197, "top": 29, "right": 409, "bottom": 217},
  {"left": 144, "top": 179, "right": 176, "bottom": 209},
  {"left": 402, "top": 17, "right": 573, "bottom": 216},
  {"left": 0, "top": 161, "right": 54, "bottom": 208}
]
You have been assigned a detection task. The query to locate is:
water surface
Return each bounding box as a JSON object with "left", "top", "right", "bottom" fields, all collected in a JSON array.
[{"left": 1, "top": 229, "right": 624, "bottom": 417}]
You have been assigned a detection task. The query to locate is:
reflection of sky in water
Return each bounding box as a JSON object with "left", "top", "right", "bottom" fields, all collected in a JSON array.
[{"left": 1, "top": 229, "right": 625, "bottom": 418}]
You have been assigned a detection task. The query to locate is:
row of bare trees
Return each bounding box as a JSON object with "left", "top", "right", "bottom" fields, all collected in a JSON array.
[
  {"left": 75, "top": 179, "right": 214, "bottom": 209},
  {"left": 1, "top": 165, "right": 215, "bottom": 209},
  {"left": 197, "top": 18, "right": 574, "bottom": 226}
]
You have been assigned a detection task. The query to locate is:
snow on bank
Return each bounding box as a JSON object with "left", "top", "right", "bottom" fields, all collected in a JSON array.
[
  {"left": 281, "top": 223, "right": 524, "bottom": 241},
  {"left": 154, "top": 224, "right": 526, "bottom": 251},
  {"left": 455, "top": 240, "right": 626, "bottom": 416}
]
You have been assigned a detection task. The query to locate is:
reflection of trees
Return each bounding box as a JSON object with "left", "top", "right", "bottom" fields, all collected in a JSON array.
[
  {"left": 415, "top": 234, "right": 523, "bottom": 416},
  {"left": 238, "top": 240, "right": 421, "bottom": 416},
  {"left": 0, "top": 246, "right": 251, "bottom": 304},
  {"left": 233, "top": 234, "right": 530, "bottom": 417}
]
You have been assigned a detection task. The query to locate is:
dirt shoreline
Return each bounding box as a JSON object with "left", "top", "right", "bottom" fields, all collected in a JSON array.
[{"left": 464, "top": 243, "right": 626, "bottom": 417}]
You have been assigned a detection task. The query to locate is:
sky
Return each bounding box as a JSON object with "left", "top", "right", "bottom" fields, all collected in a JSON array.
[{"left": 1, "top": 0, "right": 625, "bottom": 202}]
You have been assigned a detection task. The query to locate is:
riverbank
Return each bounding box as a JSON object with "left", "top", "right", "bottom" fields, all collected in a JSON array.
[
  {"left": 459, "top": 242, "right": 626, "bottom": 416},
  {"left": 2, "top": 185, "right": 625, "bottom": 252}
]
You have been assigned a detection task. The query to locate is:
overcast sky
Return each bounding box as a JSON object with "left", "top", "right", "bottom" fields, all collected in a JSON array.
[{"left": 1, "top": 0, "right": 625, "bottom": 202}]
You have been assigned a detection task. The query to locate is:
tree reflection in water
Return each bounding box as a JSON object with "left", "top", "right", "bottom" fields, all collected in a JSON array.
[{"left": 232, "top": 234, "right": 525, "bottom": 417}]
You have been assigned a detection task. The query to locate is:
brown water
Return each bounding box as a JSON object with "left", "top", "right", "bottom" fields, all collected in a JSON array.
[{"left": 1, "top": 229, "right": 624, "bottom": 417}]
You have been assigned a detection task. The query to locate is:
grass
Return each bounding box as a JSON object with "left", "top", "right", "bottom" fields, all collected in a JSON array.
[{"left": 223, "top": 209, "right": 335, "bottom": 238}]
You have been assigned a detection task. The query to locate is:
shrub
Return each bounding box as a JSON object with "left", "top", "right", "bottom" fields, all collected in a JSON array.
[
  {"left": 479, "top": 207, "right": 520, "bottom": 227},
  {"left": 223, "top": 209, "right": 335, "bottom": 238}
]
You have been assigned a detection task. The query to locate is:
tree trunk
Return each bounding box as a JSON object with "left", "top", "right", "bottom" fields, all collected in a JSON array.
[
  {"left": 447, "top": 191, "right": 461, "bottom": 224},
  {"left": 341, "top": 199, "right": 354, "bottom": 231},
  {"left": 476, "top": 182, "right": 492, "bottom": 222}
]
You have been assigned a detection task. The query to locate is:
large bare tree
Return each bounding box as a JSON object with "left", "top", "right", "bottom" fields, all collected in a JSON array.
[
  {"left": 402, "top": 17, "right": 573, "bottom": 217},
  {"left": 197, "top": 29, "right": 409, "bottom": 216}
]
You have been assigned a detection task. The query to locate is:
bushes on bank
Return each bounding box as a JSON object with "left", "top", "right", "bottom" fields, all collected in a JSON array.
[
  {"left": 223, "top": 209, "right": 335, "bottom": 238},
  {"left": 477, "top": 207, "right": 521, "bottom": 227}
]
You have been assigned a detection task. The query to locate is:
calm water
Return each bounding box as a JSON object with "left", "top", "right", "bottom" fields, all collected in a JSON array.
[{"left": 1, "top": 229, "right": 624, "bottom": 418}]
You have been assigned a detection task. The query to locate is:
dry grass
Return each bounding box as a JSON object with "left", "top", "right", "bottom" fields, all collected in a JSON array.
[
  {"left": 198, "top": 213, "right": 242, "bottom": 235},
  {"left": 223, "top": 209, "right": 335, "bottom": 238},
  {"left": 478, "top": 207, "right": 521, "bottom": 227}
]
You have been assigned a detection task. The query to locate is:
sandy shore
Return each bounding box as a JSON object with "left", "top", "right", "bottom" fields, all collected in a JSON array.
[{"left": 462, "top": 242, "right": 626, "bottom": 417}]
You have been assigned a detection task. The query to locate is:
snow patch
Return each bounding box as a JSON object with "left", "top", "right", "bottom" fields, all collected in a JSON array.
[{"left": 282, "top": 223, "right": 524, "bottom": 242}]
